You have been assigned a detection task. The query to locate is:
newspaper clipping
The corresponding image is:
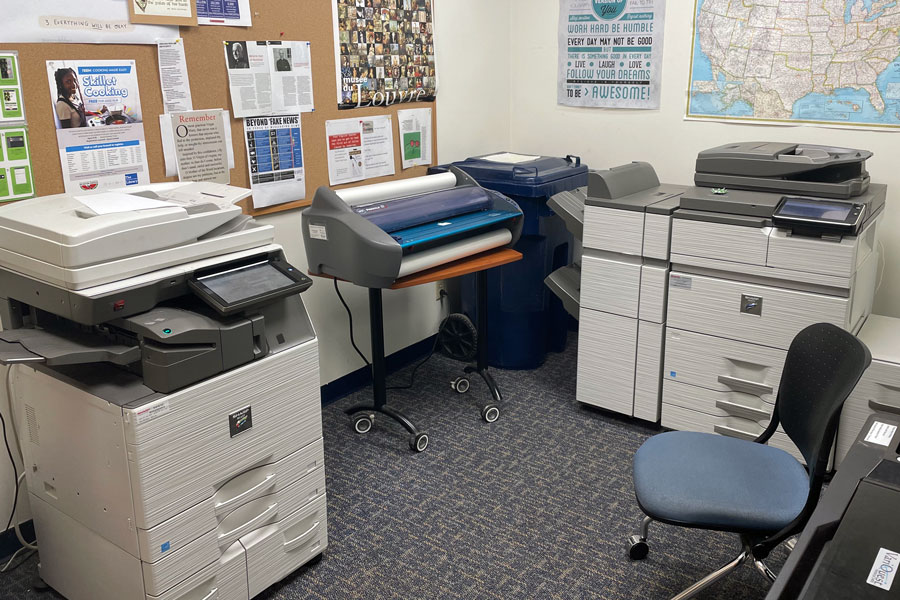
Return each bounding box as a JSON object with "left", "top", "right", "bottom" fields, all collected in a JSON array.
[{"left": 225, "top": 41, "right": 315, "bottom": 118}]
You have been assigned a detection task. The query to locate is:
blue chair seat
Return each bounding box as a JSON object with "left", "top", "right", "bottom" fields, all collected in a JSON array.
[{"left": 633, "top": 431, "right": 809, "bottom": 533}]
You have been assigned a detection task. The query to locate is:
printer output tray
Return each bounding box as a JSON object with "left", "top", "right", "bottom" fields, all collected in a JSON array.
[{"left": 0, "top": 328, "right": 139, "bottom": 366}]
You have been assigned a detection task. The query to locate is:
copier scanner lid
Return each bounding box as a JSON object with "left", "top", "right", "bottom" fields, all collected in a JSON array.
[
  {"left": 0, "top": 182, "right": 274, "bottom": 290},
  {"left": 0, "top": 182, "right": 250, "bottom": 269},
  {"left": 694, "top": 142, "right": 872, "bottom": 199},
  {"left": 696, "top": 142, "right": 872, "bottom": 177}
]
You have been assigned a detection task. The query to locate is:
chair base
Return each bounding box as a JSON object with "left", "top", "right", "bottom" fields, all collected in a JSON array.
[{"left": 628, "top": 519, "right": 778, "bottom": 600}]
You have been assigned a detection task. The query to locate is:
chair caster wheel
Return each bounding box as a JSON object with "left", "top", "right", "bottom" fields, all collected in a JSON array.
[
  {"left": 410, "top": 432, "right": 429, "bottom": 452},
  {"left": 628, "top": 535, "right": 649, "bottom": 560},
  {"left": 481, "top": 404, "right": 500, "bottom": 423},
  {"left": 451, "top": 376, "right": 470, "bottom": 394},
  {"left": 353, "top": 413, "right": 373, "bottom": 434}
]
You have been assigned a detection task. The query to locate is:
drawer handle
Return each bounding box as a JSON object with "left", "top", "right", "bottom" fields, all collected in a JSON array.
[
  {"left": 200, "top": 589, "right": 219, "bottom": 600},
  {"left": 868, "top": 399, "right": 900, "bottom": 416},
  {"left": 714, "top": 424, "right": 759, "bottom": 442},
  {"left": 215, "top": 473, "right": 277, "bottom": 513},
  {"left": 283, "top": 520, "right": 320, "bottom": 552},
  {"left": 219, "top": 503, "right": 278, "bottom": 541},
  {"left": 715, "top": 400, "right": 771, "bottom": 421},
  {"left": 717, "top": 375, "right": 773, "bottom": 396}
]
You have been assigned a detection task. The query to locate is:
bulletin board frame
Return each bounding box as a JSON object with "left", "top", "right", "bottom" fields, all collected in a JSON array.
[{"left": 5, "top": 0, "right": 438, "bottom": 216}]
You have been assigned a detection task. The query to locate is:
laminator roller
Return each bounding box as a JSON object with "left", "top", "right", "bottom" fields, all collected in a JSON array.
[{"left": 302, "top": 168, "right": 523, "bottom": 288}]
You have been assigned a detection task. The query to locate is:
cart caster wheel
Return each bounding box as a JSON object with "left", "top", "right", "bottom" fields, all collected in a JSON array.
[
  {"left": 481, "top": 404, "right": 500, "bottom": 423},
  {"left": 410, "top": 432, "right": 429, "bottom": 452},
  {"left": 628, "top": 535, "right": 649, "bottom": 560},
  {"left": 353, "top": 414, "right": 373, "bottom": 434},
  {"left": 451, "top": 376, "right": 470, "bottom": 394}
]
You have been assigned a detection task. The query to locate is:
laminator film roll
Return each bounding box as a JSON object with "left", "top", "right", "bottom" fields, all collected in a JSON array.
[
  {"left": 336, "top": 171, "right": 458, "bottom": 206},
  {"left": 353, "top": 187, "right": 494, "bottom": 233}
]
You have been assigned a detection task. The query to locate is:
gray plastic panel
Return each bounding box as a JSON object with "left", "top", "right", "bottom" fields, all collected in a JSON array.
[
  {"left": 0, "top": 328, "right": 140, "bottom": 366},
  {"left": 547, "top": 187, "right": 585, "bottom": 239},
  {"left": 544, "top": 265, "right": 580, "bottom": 320}
]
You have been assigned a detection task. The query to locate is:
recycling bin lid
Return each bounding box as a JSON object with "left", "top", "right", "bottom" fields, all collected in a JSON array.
[{"left": 446, "top": 152, "right": 588, "bottom": 198}]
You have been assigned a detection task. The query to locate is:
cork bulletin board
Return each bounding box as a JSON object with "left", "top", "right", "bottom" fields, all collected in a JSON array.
[{"left": 6, "top": 0, "right": 438, "bottom": 216}]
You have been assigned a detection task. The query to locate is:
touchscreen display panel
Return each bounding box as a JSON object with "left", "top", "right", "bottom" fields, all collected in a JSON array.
[
  {"left": 199, "top": 262, "right": 294, "bottom": 304},
  {"left": 778, "top": 199, "right": 852, "bottom": 221}
]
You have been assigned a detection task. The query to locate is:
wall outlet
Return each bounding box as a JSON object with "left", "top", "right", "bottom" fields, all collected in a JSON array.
[{"left": 435, "top": 280, "right": 446, "bottom": 301}]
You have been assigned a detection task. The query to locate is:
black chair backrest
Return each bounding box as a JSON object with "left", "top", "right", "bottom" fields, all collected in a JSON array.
[{"left": 776, "top": 323, "right": 872, "bottom": 470}]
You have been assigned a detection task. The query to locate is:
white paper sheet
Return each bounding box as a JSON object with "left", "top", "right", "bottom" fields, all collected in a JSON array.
[
  {"left": 157, "top": 39, "right": 193, "bottom": 113},
  {"left": 396, "top": 107, "right": 432, "bottom": 169},
  {"left": 7, "top": 2, "right": 178, "bottom": 44},
  {"left": 225, "top": 41, "right": 315, "bottom": 118},
  {"left": 160, "top": 111, "right": 234, "bottom": 176},
  {"left": 326, "top": 114, "right": 395, "bottom": 186},
  {"left": 75, "top": 192, "right": 176, "bottom": 214},
  {"left": 244, "top": 115, "right": 306, "bottom": 209},
  {"left": 197, "top": 0, "right": 252, "bottom": 26}
]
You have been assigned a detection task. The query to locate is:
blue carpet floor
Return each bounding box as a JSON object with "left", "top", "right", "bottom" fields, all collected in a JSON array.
[{"left": 0, "top": 334, "right": 786, "bottom": 599}]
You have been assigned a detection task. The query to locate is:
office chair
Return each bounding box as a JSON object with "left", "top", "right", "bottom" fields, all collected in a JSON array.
[{"left": 627, "top": 323, "right": 871, "bottom": 600}]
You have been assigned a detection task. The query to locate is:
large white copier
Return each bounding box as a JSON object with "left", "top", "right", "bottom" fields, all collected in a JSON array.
[
  {"left": 560, "top": 143, "right": 885, "bottom": 464},
  {"left": 0, "top": 182, "right": 327, "bottom": 600}
]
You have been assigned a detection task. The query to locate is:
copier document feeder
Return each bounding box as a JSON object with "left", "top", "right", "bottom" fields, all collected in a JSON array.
[
  {"left": 0, "top": 182, "right": 328, "bottom": 600},
  {"left": 302, "top": 168, "right": 523, "bottom": 288}
]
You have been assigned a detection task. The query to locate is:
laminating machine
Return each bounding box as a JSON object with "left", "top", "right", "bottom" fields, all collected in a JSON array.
[
  {"left": 0, "top": 182, "right": 327, "bottom": 600},
  {"left": 302, "top": 168, "right": 524, "bottom": 288}
]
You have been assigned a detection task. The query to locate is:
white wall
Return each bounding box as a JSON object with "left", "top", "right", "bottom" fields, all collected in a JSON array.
[
  {"left": 508, "top": 0, "right": 900, "bottom": 317},
  {"left": 0, "top": 366, "right": 31, "bottom": 542}
]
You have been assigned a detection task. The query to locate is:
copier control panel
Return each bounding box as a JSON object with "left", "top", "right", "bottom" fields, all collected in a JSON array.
[{"left": 773, "top": 196, "right": 866, "bottom": 236}]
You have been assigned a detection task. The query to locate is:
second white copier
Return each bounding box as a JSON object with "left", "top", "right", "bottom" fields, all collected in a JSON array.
[{"left": 0, "top": 182, "right": 327, "bottom": 600}]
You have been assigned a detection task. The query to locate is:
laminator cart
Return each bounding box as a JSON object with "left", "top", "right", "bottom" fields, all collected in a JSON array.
[
  {"left": 0, "top": 183, "right": 327, "bottom": 600},
  {"left": 303, "top": 170, "right": 523, "bottom": 450}
]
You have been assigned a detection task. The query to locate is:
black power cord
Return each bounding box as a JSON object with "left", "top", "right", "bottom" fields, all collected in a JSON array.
[
  {"left": 1, "top": 409, "right": 19, "bottom": 536},
  {"left": 333, "top": 279, "right": 448, "bottom": 391}
]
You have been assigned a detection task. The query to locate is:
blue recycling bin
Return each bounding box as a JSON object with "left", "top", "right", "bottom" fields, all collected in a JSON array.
[{"left": 429, "top": 153, "right": 588, "bottom": 369}]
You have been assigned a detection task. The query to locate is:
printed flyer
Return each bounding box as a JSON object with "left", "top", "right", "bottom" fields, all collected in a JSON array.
[
  {"left": 396, "top": 107, "right": 431, "bottom": 169},
  {"left": 197, "top": 0, "right": 252, "bottom": 26},
  {"left": 0, "top": 127, "right": 35, "bottom": 202},
  {"left": 558, "top": 0, "right": 666, "bottom": 109},
  {"left": 332, "top": 0, "right": 437, "bottom": 109},
  {"left": 170, "top": 110, "right": 229, "bottom": 184},
  {"left": 0, "top": 52, "right": 25, "bottom": 123},
  {"left": 325, "top": 115, "right": 394, "bottom": 185},
  {"left": 243, "top": 115, "right": 306, "bottom": 209},
  {"left": 46, "top": 60, "right": 150, "bottom": 193}
]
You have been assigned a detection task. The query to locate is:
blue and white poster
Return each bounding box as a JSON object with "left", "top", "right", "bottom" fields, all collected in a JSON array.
[
  {"left": 558, "top": 0, "right": 666, "bottom": 109},
  {"left": 243, "top": 115, "right": 306, "bottom": 209},
  {"left": 46, "top": 60, "right": 150, "bottom": 193}
]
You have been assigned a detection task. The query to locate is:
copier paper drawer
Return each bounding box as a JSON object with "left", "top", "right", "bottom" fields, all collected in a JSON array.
[
  {"left": 243, "top": 495, "right": 328, "bottom": 598},
  {"left": 141, "top": 466, "right": 326, "bottom": 597},
  {"left": 661, "top": 402, "right": 803, "bottom": 463},
  {"left": 583, "top": 205, "right": 645, "bottom": 255},
  {"left": 662, "top": 379, "right": 775, "bottom": 424},
  {"left": 126, "top": 339, "right": 321, "bottom": 530},
  {"left": 664, "top": 328, "right": 786, "bottom": 404},
  {"left": 138, "top": 438, "right": 325, "bottom": 563},
  {"left": 666, "top": 272, "right": 849, "bottom": 350},
  {"left": 577, "top": 309, "right": 637, "bottom": 415},
  {"left": 670, "top": 219, "right": 770, "bottom": 266},
  {"left": 581, "top": 255, "right": 641, "bottom": 317},
  {"left": 836, "top": 360, "right": 900, "bottom": 467},
  {"left": 145, "top": 540, "right": 248, "bottom": 600}
]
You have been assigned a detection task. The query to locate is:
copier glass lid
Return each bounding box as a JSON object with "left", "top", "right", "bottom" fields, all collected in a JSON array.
[
  {"left": 696, "top": 142, "right": 872, "bottom": 177},
  {"left": 188, "top": 257, "right": 312, "bottom": 316},
  {"left": 773, "top": 197, "right": 866, "bottom": 235},
  {"left": 694, "top": 142, "right": 872, "bottom": 199}
]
